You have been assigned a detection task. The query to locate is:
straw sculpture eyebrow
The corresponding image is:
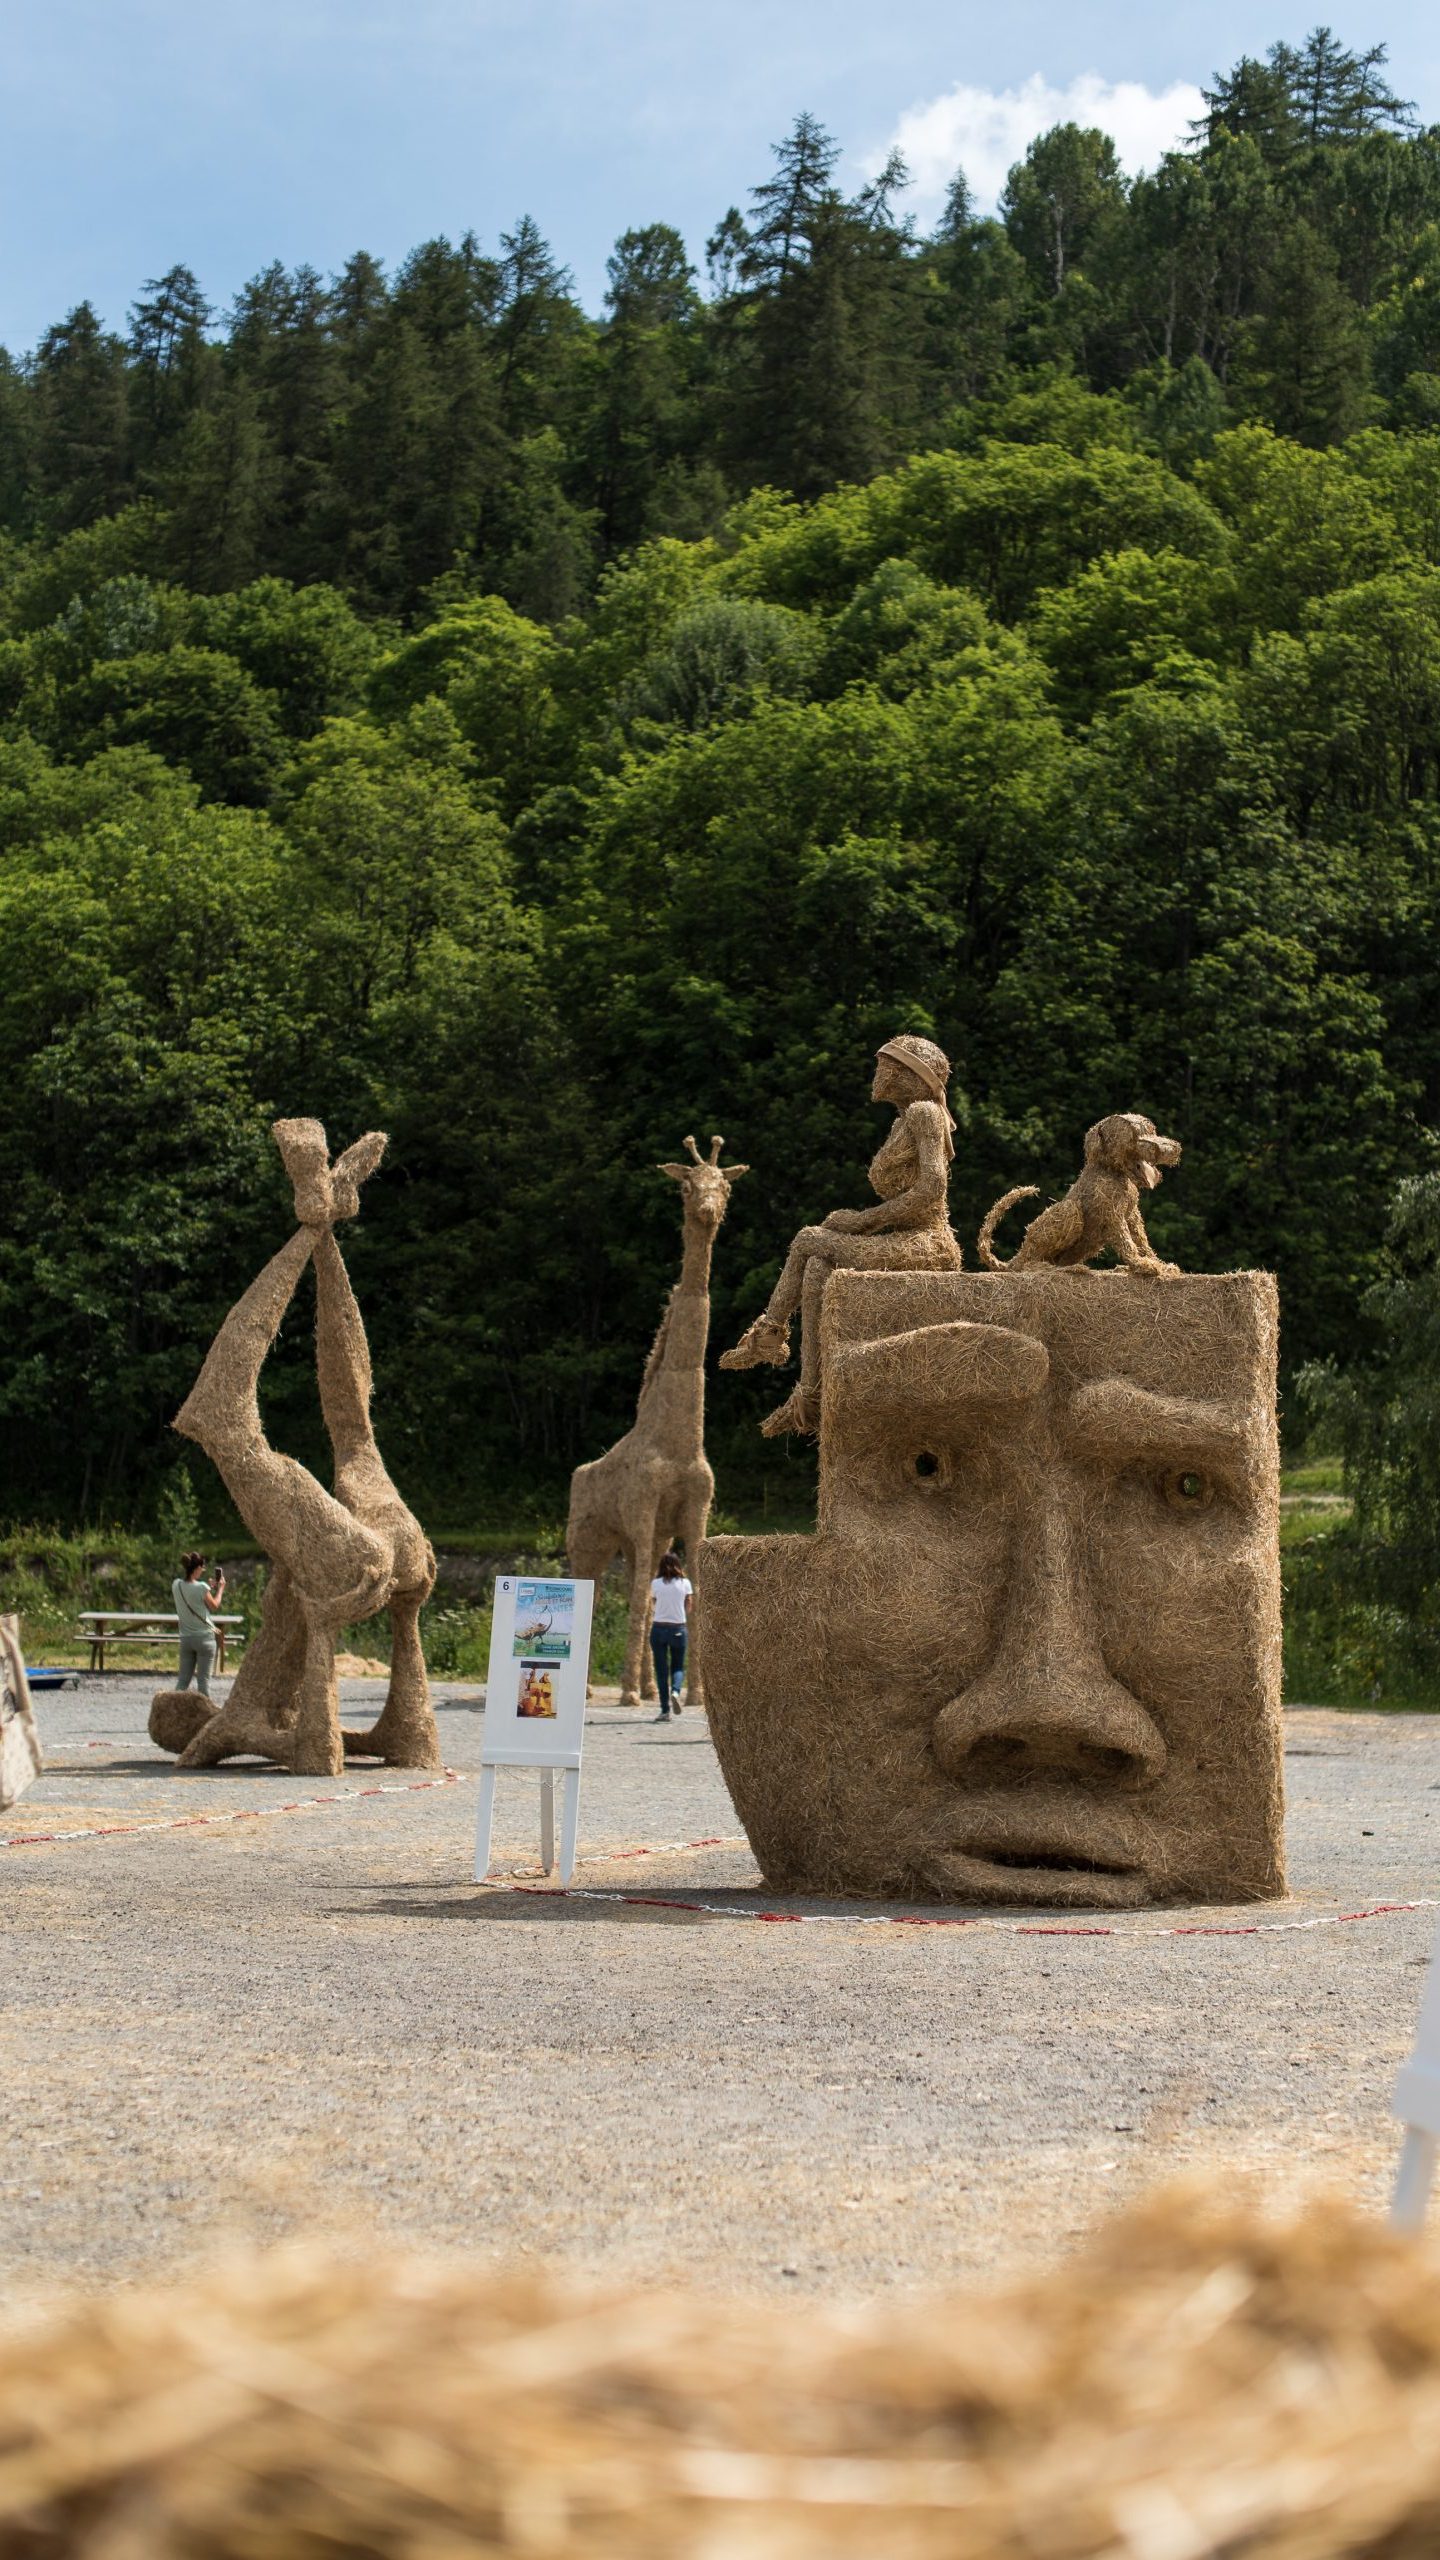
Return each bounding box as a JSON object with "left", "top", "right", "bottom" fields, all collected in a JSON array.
[
  {"left": 831, "top": 1322, "right": 1050, "bottom": 1419},
  {"left": 1063, "top": 1379, "right": 1248, "bottom": 1465}
]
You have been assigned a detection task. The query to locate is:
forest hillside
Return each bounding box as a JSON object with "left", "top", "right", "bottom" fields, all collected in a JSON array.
[{"left": 1, "top": 27, "right": 1438, "bottom": 1677}]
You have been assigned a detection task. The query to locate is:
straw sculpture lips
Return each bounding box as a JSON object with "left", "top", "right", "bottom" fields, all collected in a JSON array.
[{"left": 701, "top": 1267, "right": 1284, "bottom": 1911}]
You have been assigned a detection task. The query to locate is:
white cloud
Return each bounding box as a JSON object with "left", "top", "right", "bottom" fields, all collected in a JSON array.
[{"left": 872, "top": 72, "right": 1205, "bottom": 221}]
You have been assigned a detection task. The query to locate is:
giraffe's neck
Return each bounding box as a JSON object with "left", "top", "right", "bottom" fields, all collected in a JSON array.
[{"left": 641, "top": 1215, "right": 715, "bottom": 1454}]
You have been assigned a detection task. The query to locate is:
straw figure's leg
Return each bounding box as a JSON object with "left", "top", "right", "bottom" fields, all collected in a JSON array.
[
  {"left": 759, "top": 1253, "right": 829, "bottom": 1439},
  {"left": 308, "top": 1226, "right": 442, "bottom": 1769},
  {"left": 175, "top": 1567, "right": 308, "bottom": 1768},
  {"left": 169, "top": 1125, "right": 393, "bottom": 1774},
  {"left": 290, "top": 1608, "right": 382, "bottom": 1775},
  {"left": 342, "top": 1583, "right": 441, "bottom": 1767},
  {"left": 618, "top": 1519, "right": 658, "bottom": 1705}
]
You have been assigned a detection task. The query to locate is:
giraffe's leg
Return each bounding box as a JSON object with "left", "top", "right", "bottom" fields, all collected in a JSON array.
[
  {"left": 567, "top": 1533, "right": 618, "bottom": 1699},
  {"left": 619, "top": 1517, "right": 657, "bottom": 1705},
  {"left": 675, "top": 1498, "right": 711, "bottom": 1705}
]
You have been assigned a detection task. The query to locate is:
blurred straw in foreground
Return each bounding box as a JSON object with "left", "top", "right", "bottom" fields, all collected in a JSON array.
[{"left": 5, "top": 2180, "right": 1440, "bottom": 2558}]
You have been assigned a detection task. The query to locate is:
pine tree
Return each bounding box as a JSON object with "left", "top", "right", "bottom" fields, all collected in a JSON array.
[
  {"left": 0, "top": 348, "right": 33, "bottom": 534},
  {"left": 1278, "top": 27, "right": 1414, "bottom": 144},
  {"left": 1240, "top": 215, "right": 1371, "bottom": 441},
  {"left": 128, "top": 266, "right": 213, "bottom": 480},
  {"left": 29, "top": 303, "right": 130, "bottom": 529},
  {"left": 164, "top": 374, "right": 275, "bottom": 591},
  {"left": 588, "top": 228, "right": 701, "bottom": 556},
  {"left": 1001, "top": 124, "right": 1125, "bottom": 296},
  {"left": 742, "top": 113, "right": 841, "bottom": 287}
]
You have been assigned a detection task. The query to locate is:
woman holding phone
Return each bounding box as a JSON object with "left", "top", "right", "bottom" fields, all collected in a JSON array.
[{"left": 172, "top": 1550, "right": 225, "bottom": 1698}]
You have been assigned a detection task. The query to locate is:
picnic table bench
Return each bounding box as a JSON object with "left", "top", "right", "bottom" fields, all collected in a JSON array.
[{"left": 77, "top": 1611, "right": 245, "bottom": 1673}]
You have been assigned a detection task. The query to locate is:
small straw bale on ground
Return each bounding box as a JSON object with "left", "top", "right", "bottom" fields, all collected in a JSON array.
[
  {"left": 146, "top": 1691, "right": 216, "bottom": 1756},
  {"left": 7, "top": 2182, "right": 1440, "bottom": 2557}
]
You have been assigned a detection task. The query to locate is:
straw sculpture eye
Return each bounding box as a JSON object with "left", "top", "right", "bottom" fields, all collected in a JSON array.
[
  {"left": 912, "top": 1450, "right": 942, "bottom": 1480},
  {"left": 1161, "top": 1466, "right": 1215, "bottom": 1511}
]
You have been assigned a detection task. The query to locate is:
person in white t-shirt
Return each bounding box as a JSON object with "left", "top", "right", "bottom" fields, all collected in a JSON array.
[{"left": 648, "top": 1550, "right": 693, "bottom": 1721}]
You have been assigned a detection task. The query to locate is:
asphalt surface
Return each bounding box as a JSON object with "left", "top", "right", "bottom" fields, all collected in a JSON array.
[{"left": 5, "top": 1679, "right": 1439, "bottom": 2296}]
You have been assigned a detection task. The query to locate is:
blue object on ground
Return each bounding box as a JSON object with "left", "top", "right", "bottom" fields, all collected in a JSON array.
[{"left": 25, "top": 1670, "right": 75, "bottom": 1688}]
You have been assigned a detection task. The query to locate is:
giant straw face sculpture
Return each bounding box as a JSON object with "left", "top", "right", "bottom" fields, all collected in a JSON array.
[{"left": 702, "top": 1266, "right": 1283, "bottom": 1907}]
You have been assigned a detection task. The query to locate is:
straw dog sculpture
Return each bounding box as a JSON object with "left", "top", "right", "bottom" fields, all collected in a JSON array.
[
  {"left": 567, "top": 1135, "right": 746, "bottom": 1707},
  {"left": 149, "top": 1119, "right": 439, "bottom": 1777},
  {"left": 979, "top": 1112, "right": 1182, "bottom": 1274}
]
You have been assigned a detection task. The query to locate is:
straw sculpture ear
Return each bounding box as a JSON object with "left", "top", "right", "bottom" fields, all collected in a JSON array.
[
  {"left": 722, "top": 1163, "right": 749, "bottom": 1182},
  {"left": 657, "top": 1163, "right": 690, "bottom": 1182}
]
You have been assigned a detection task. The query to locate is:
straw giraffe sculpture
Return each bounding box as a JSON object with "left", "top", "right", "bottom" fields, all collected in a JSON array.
[{"left": 567, "top": 1136, "right": 747, "bottom": 1706}]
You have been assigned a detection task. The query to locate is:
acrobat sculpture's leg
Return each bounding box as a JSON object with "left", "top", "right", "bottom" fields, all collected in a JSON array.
[
  {"left": 176, "top": 1567, "right": 308, "bottom": 1768},
  {"left": 311, "top": 1229, "right": 442, "bottom": 1770},
  {"left": 172, "top": 1224, "right": 391, "bottom": 1775},
  {"left": 342, "top": 1587, "right": 442, "bottom": 1770}
]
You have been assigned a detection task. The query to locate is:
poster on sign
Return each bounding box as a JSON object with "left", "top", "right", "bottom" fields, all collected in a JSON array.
[
  {"left": 476, "top": 1576, "right": 594, "bottom": 1888},
  {"left": 483, "top": 1576, "right": 592, "bottom": 1760}
]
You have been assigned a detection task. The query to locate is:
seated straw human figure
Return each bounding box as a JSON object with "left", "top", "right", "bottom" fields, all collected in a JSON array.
[
  {"left": 719, "top": 1034, "right": 961, "bottom": 1438},
  {"left": 159, "top": 1119, "right": 440, "bottom": 1778}
]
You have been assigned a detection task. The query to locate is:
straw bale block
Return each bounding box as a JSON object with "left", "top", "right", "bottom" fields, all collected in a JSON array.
[
  {"left": 702, "top": 1268, "right": 1283, "bottom": 1908},
  {"left": 148, "top": 1691, "right": 216, "bottom": 1755}
]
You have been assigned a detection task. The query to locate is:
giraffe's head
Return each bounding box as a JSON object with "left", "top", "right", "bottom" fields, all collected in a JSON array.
[{"left": 658, "top": 1133, "right": 748, "bottom": 1232}]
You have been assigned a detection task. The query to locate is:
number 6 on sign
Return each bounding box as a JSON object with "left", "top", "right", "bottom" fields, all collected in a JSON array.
[{"left": 474, "top": 1577, "right": 595, "bottom": 1887}]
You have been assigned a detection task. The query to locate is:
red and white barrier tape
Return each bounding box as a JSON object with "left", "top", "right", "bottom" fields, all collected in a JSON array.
[
  {"left": 2, "top": 1770, "right": 463, "bottom": 1850},
  {"left": 8, "top": 1783, "right": 1431, "bottom": 1943},
  {"left": 490, "top": 1883, "right": 1440, "bottom": 1938}
]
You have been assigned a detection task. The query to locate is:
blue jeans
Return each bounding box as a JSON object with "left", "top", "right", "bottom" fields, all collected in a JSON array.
[
  {"left": 650, "top": 1622, "right": 686, "bottom": 1712},
  {"left": 178, "top": 1637, "right": 216, "bottom": 1697}
]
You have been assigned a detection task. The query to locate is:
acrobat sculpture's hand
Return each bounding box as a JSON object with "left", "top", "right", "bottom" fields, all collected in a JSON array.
[{"left": 822, "top": 1208, "right": 865, "bottom": 1233}]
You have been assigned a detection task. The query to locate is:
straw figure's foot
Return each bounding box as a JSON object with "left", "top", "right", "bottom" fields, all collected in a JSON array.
[
  {"left": 148, "top": 1691, "right": 216, "bottom": 1755},
  {"left": 759, "top": 1385, "right": 820, "bottom": 1439},
  {"left": 719, "top": 1314, "right": 791, "bottom": 1371},
  {"left": 273, "top": 1119, "right": 387, "bottom": 1226}
]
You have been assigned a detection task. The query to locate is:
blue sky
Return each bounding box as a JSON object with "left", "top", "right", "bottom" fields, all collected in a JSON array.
[{"left": 5, "top": 0, "right": 1439, "bottom": 350}]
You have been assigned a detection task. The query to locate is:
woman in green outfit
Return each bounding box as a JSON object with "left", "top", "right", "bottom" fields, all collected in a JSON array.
[{"left": 173, "top": 1550, "right": 226, "bottom": 1697}]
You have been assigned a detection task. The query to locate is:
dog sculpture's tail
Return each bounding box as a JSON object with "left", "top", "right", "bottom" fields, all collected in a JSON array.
[{"left": 977, "top": 1187, "right": 1039, "bottom": 1270}]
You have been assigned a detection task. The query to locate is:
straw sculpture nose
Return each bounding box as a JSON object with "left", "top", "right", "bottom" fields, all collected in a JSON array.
[{"left": 932, "top": 1474, "right": 1167, "bottom": 1788}]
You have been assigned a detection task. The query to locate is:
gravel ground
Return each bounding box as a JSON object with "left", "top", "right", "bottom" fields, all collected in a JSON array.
[{"left": 5, "top": 1679, "right": 1439, "bottom": 2297}]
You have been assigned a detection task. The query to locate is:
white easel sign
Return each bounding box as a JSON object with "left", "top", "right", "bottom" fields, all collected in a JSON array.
[{"left": 474, "top": 1575, "right": 594, "bottom": 1887}]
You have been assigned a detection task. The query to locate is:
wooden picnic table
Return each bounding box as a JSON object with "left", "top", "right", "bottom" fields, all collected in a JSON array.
[{"left": 77, "top": 1611, "right": 245, "bottom": 1674}]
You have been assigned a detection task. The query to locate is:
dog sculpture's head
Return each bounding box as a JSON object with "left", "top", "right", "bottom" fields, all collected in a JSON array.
[{"left": 1083, "top": 1113, "right": 1183, "bottom": 1190}]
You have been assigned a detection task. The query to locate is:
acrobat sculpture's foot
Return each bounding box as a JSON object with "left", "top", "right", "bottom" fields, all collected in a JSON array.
[
  {"left": 719, "top": 1314, "right": 791, "bottom": 1371},
  {"left": 759, "top": 1385, "right": 820, "bottom": 1440},
  {"left": 273, "top": 1119, "right": 387, "bottom": 1226}
]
